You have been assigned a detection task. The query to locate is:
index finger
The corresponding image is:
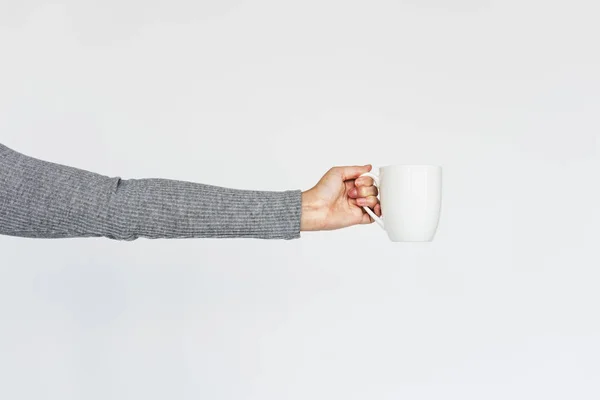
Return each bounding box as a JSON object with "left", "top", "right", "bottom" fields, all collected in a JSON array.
[{"left": 334, "top": 165, "right": 372, "bottom": 181}]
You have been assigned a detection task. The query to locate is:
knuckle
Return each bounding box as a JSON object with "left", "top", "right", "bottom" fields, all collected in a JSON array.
[
  {"left": 355, "top": 177, "right": 369, "bottom": 186},
  {"left": 359, "top": 187, "right": 377, "bottom": 197}
]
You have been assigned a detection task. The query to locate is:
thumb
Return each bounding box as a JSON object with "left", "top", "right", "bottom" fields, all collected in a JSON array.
[{"left": 336, "top": 164, "right": 372, "bottom": 181}]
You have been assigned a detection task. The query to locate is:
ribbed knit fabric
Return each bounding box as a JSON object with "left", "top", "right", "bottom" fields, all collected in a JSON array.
[{"left": 0, "top": 143, "right": 301, "bottom": 240}]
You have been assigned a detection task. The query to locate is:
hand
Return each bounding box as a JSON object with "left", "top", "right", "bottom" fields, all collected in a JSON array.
[{"left": 300, "top": 165, "right": 382, "bottom": 231}]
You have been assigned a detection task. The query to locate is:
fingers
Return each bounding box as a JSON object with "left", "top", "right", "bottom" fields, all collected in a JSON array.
[
  {"left": 332, "top": 164, "right": 372, "bottom": 181},
  {"left": 348, "top": 176, "right": 378, "bottom": 199},
  {"left": 354, "top": 176, "right": 374, "bottom": 187},
  {"left": 356, "top": 196, "right": 378, "bottom": 208},
  {"left": 359, "top": 185, "right": 378, "bottom": 198},
  {"left": 360, "top": 203, "right": 382, "bottom": 224},
  {"left": 374, "top": 203, "right": 381, "bottom": 217},
  {"left": 348, "top": 171, "right": 380, "bottom": 219},
  {"left": 348, "top": 186, "right": 378, "bottom": 198}
]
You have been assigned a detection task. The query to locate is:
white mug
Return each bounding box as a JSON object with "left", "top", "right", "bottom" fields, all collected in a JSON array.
[{"left": 360, "top": 165, "right": 442, "bottom": 242}]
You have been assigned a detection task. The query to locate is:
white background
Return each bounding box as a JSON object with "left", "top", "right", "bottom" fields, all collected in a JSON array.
[{"left": 1, "top": 1, "right": 599, "bottom": 399}]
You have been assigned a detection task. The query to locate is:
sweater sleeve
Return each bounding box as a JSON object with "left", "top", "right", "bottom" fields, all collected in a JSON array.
[{"left": 0, "top": 143, "right": 301, "bottom": 240}]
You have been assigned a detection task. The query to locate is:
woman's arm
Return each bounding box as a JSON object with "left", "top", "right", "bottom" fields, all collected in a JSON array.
[{"left": 0, "top": 143, "right": 301, "bottom": 240}]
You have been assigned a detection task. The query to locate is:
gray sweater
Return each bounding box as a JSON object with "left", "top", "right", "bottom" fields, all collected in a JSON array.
[{"left": 0, "top": 143, "right": 301, "bottom": 240}]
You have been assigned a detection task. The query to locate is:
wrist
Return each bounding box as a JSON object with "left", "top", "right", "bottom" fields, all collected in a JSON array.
[{"left": 300, "top": 190, "right": 326, "bottom": 231}]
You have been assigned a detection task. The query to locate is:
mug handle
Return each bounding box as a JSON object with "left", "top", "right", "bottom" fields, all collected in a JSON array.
[{"left": 358, "top": 172, "right": 384, "bottom": 229}]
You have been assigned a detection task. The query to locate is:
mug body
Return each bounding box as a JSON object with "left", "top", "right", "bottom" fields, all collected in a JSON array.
[{"left": 379, "top": 165, "right": 442, "bottom": 242}]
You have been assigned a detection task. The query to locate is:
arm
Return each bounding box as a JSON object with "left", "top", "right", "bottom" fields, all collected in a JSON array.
[
  {"left": 0, "top": 143, "right": 300, "bottom": 240},
  {"left": 0, "top": 143, "right": 380, "bottom": 241}
]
